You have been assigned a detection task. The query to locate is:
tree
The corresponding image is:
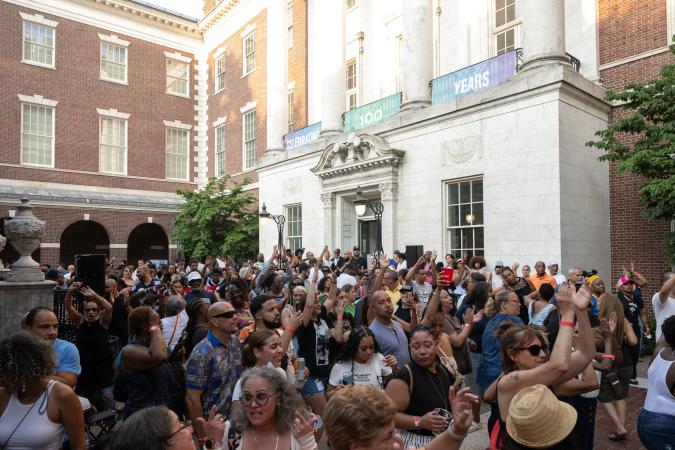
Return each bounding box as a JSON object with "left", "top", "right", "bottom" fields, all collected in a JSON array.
[
  {"left": 173, "top": 176, "right": 259, "bottom": 261},
  {"left": 587, "top": 43, "right": 675, "bottom": 264}
]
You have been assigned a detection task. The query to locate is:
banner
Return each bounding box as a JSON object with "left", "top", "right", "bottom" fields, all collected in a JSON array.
[
  {"left": 343, "top": 93, "right": 401, "bottom": 133},
  {"left": 431, "top": 50, "right": 517, "bottom": 105},
  {"left": 283, "top": 122, "right": 322, "bottom": 151}
]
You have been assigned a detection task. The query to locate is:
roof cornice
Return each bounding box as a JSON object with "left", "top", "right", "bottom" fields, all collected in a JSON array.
[{"left": 199, "top": 0, "right": 242, "bottom": 32}]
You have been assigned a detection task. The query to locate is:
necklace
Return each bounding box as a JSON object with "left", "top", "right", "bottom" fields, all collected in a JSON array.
[
  {"left": 252, "top": 429, "right": 279, "bottom": 450},
  {"left": 425, "top": 364, "right": 449, "bottom": 410}
]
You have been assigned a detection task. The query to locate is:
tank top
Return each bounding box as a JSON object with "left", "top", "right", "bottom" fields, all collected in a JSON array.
[
  {"left": 0, "top": 380, "right": 65, "bottom": 450},
  {"left": 644, "top": 349, "right": 675, "bottom": 416},
  {"left": 76, "top": 320, "right": 114, "bottom": 388}
]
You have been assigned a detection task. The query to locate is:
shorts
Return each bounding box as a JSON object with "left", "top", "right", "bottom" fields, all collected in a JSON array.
[
  {"left": 598, "top": 366, "right": 631, "bottom": 403},
  {"left": 300, "top": 377, "right": 327, "bottom": 397},
  {"left": 464, "top": 352, "right": 482, "bottom": 397}
]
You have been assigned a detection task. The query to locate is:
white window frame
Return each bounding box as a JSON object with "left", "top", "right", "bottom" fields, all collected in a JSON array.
[
  {"left": 19, "top": 94, "right": 57, "bottom": 168},
  {"left": 163, "top": 120, "right": 191, "bottom": 181},
  {"left": 444, "top": 177, "right": 484, "bottom": 260},
  {"left": 346, "top": 58, "right": 358, "bottom": 110},
  {"left": 20, "top": 13, "right": 58, "bottom": 69},
  {"left": 165, "top": 51, "right": 191, "bottom": 98},
  {"left": 215, "top": 122, "right": 226, "bottom": 177},
  {"left": 241, "top": 107, "right": 256, "bottom": 171},
  {"left": 492, "top": 0, "right": 521, "bottom": 56},
  {"left": 287, "top": 2, "right": 294, "bottom": 49},
  {"left": 98, "top": 33, "right": 129, "bottom": 85},
  {"left": 242, "top": 31, "right": 256, "bottom": 76},
  {"left": 285, "top": 204, "right": 303, "bottom": 252},
  {"left": 97, "top": 109, "right": 129, "bottom": 175},
  {"left": 287, "top": 89, "right": 294, "bottom": 132},
  {"left": 215, "top": 54, "right": 226, "bottom": 93}
]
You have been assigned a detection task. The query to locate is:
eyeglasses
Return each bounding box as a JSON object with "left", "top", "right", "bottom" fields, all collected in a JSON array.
[
  {"left": 166, "top": 420, "right": 192, "bottom": 440},
  {"left": 84, "top": 308, "right": 99, "bottom": 312},
  {"left": 241, "top": 391, "right": 277, "bottom": 407},
  {"left": 515, "top": 344, "right": 548, "bottom": 356},
  {"left": 211, "top": 310, "right": 236, "bottom": 319}
]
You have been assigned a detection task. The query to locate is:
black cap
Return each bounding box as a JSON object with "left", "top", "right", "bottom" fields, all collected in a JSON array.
[
  {"left": 250, "top": 294, "right": 274, "bottom": 315},
  {"left": 353, "top": 246, "right": 360, "bottom": 251}
]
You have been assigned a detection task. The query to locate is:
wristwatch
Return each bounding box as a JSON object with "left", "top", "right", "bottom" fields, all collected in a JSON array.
[{"left": 204, "top": 438, "right": 222, "bottom": 449}]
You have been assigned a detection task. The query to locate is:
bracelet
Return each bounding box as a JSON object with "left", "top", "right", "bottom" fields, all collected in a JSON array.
[
  {"left": 446, "top": 420, "right": 468, "bottom": 440},
  {"left": 337, "top": 315, "right": 344, "bottom": 321},
  {"left": 285, "top": 326, "right": 297, "bottom": 335},
  {"left": 413, "top": 416, "right": 421, "bottom": 428},
  {"left": 560, "top": 321, "right": 576, "bottom": 327},
  {"left": 601, "top": 354, "right": 615, "bottom": 360}
]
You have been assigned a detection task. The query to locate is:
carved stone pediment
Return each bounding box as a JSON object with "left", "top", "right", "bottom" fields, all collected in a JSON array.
[{"left": 311, "top": 133, "right": 405, "bottom": 179}]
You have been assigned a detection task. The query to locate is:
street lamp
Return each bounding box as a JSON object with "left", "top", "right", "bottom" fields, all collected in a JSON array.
[
  {"left": 353, "top": 186, "right": 384, "bottom": 263},
  {"left": 259, "top": 202, "right": 285, "bottom": 268}
]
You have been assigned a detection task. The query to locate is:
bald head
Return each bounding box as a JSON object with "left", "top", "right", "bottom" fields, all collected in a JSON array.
[{"left": 208, "top": 301, "right": 234, "bottom": 318}]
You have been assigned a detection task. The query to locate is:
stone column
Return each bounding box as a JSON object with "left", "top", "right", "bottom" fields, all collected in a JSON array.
[
  {"left": 520, "top": 0, "right": 567, "bottom": 70},
  {"left": 321, "top": 193, "right": 336, "bottom": 251},
  {"left": 401, "top": 0, "right": 433, "bottom": 110},
  {"left": 319, "top": 0, "right": 345, "bottom": 136},
  {"left": 266, "top": 0, "right": 288, "bottom": 153},
  {"left": 378, "top": 182, "right": 398, "bottom": 255}
]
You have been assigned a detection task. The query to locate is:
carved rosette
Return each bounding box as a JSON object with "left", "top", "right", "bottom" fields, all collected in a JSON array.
[
  {"left": 321, "top": 193, "right": 336, "bottom": 208},
  {"left": 4, "top": 199, "right": 45, "bottom": 268}
]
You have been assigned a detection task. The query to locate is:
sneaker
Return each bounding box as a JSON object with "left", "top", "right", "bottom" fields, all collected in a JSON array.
[
  {"left": 630, "top": 378, "right": 639, "bottom": 385},
  {"left": 468, "top": 421, "right": 482, "bottom": 433}
]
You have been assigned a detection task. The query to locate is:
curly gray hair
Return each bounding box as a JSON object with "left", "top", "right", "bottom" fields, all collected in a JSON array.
[
  {"left": 0, "top": 333, "right": 56, "bottom": 393},
  {"left": 234, "top": 367, "right": 308, "bottom": 433}
]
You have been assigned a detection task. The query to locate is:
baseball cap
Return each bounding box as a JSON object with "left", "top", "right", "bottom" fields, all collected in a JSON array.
[
  {"left": 494, "top": 260, "right": 504, "bottom": 268},
  {"left": 353, "top": 246, "right": 360, "bottom": 251},
  {"left": 618, "top": 276, "right": 634, "bottom": 286},
  {"left": 187, "top": 271, "right": 202, "bottom": 284}
]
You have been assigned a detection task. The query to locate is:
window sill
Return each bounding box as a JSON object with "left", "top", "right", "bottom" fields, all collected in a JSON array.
[
  {"left": 99, "top": 170, "right": 128, "bottom": 176},
  {"left": 165, "top": 176, "right": 190, "bottom": 182},
  {"left": 214, "top": 87, "right": 225, "bottom": 95},
  {"left": 166, "top": 90, "right": 191, "bottom": 99},
  {"left": 241, "top": 68, "right": 255, "bottom": 78},
  {"left": 21, "top": 161, "right": 54, "bottom": 169},
  {"left": 21, "top": 59, "right": 55, "bottom": 70},
  {"left": 241, "top": 167, "right": 256, "bottom": 173},
  {"left": 99, "top": 76, "right": 129, "bottom": 86}
]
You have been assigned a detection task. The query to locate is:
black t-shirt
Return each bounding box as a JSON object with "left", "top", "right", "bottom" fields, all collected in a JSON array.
[
  {"left": 543, "top": 309, "right": 600, "bottom": 347},
  {"left": 185, "top": 289, "right": 217, "bottom": 305},
  {"left": 456, "top": 304, "right": 488, "bottom": 353},
  {"left": 296, "top": 306, "right": 336, "bottom": 378},
  {"left": 618, "top": 291, "right": 643, "bottom": 331},
  {"left": 109, "top": 294, "right": 129, "bottom": 346},
  {"left": 326, "top": 311, "right": 356, "bottom": 336},
  {"left": 392, "top": 361, "right": 454, "bottom": 436}
]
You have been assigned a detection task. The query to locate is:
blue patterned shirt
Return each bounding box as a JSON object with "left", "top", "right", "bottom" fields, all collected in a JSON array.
[{"left": 186, "top": 330, "right": 243, "bottom": 418}]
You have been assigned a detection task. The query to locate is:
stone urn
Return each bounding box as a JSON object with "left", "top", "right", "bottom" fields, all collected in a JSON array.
[{"left": 4, "top": 199, "right": 44, "bottom": 269}]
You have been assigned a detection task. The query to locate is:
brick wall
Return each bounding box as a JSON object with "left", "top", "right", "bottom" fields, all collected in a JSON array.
[
  {"left": 0, "top": 2, "right": 197, "bottom": 192},
  {"left": 288, "top": 0, "right": 308, "bottom": 132},
  {"left": 598, "top": 0, "right": 674, "bottom": 317}
]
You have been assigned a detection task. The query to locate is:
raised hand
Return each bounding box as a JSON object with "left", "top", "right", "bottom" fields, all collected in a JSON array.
[
  {"left": 512, "top": 262, "right": 519, "bottom": 272},
  {"left": 196, "top": 405, "right": 225, "bottom": 445},
  {"left": 463, "top": 307, "right": 474, "bottom": 325},
  {"left": 379, "top": 255, "right": 390, "bottom": 268},
  {"left": 292, "top": 411, "right": 315, "bottom": 440},
  {"left": 289, "top": 311, "right": 303, "bottom": 330},
  {"left": 572, "top": 283, "right": 592, "bottom": 311},
  {"left": 431, "top": 250, "right": 438, "bottom": 262},
  {"left": 608, "top": 311, "right": 617, "bottom": 335},
  {"left": 383, "top": 354, "right": 397, "bottom": 369},
  {"left": 597, "top": 318, "right": 611, "bottom": 339},
  {"left": 555, "top": 283, "right": 575, "bottom": 315},
  {"left": 449, "top": 386, "right": 480, "bottom": 435}
]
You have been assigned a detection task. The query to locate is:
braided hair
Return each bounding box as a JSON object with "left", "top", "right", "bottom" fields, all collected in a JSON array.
[{"left": 0, "top": 333, "right": 56, "bottom": 393}]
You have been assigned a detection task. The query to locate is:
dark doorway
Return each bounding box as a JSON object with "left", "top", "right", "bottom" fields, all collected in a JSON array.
[
  {"left": 59, "top": 221, "right": 109, "bottom": 266},
  {"left": 127, "top": 223, "right": 169, "bottom": 265},
  {"left": 0, "top": 217, "right": 40, "bottom": 267}
]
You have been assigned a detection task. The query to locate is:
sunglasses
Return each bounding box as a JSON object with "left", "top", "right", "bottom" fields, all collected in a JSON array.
[
  {"left": 241, "top": 391, "right": 277, "bottom": 407},
  {"left": 166, "top": 420, "right": 192, "bottom": 440},
  {"left": 516, "top": 344, "right": 548, "bottom": 356},
  {"left": 84, "top": 308, "right": 99, "bottom": 312},
  {"left": 211, "top": 310, "right": 236, "bottom": 319}
]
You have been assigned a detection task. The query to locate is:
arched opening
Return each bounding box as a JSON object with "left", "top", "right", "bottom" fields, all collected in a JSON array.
[
  {"left": 59, "top": 221, "right": 109, "bottom": 266},
  {"left": 127, "top": 223, "right": 169, "bottom": 265},
  {"left": 0, "top": 217, "right": 40, "bottom": 267}
]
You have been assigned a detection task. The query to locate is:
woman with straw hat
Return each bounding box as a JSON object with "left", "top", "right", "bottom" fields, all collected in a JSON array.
[{"left": 504, "top": 384, "right": 578, "bottom": 449}]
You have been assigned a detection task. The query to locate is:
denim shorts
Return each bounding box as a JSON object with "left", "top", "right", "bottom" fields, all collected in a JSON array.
[
  {"left": 300, "top": 377, "right": 327, "bottom": 397},
  {"left": 637, "top": 409, "right": 675, "bottom": 450}
]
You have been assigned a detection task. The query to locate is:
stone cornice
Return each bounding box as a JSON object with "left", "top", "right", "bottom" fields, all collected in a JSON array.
[{"left": 200, "top": 0, "right": 242, "bottom": 32}]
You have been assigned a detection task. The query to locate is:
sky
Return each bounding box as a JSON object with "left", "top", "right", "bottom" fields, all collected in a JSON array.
[{"left": 145, "top": 0, "right": 205, "bottom": 20}]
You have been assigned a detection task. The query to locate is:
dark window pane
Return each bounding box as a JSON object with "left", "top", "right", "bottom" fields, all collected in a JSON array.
[
  {"left": 475, "top": 227, "right": 484, "bottom": 249},
  {"left": 448, "top": 205, "right": 459, "bottom": 227},
  {"left": 461, "top": 228, "right": 474, "bottom": 249},
  {"left": 497, "top": 0, "right": 505, "bottom": 10},
  {"left": 506, "top": 4, "right": 516, "bottom": 22},
  {"left": 460, "top": 204, "right": 472, "bottom": 226},
  {"left": 450, "top": 229, "right": 461, "bottom": 249},
  {"left": 472, "top": 180, "right": 483, "bottom": 202},
  {"left": 459, "top": 181, "right": 471, "bottom": 203},
  {"left": 496, "top": 9, "right": 505, "bottom": 28},
  {"left": 506, "top": 29, "right": 515, "bottom": 48},
  {"left": 473, "top": 202, "right": 483, "bottom": 225},
  {"left": 449, "top": 183, "right": 459, "bottom": 205}
]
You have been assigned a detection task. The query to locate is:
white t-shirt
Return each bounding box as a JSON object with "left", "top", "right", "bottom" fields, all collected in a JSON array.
[
  {"left": 328, "top": 353, "right": 392, "bottom": 388},
  {"left": 492, "top": 273, "right": 503, "bottom": 289},
  {"left": 652, "top": 292, "right": 675, "bottom": 342},
  {"left": 337, "top": 273, "right": 357, "bottom": 289},
  {"left": 161, "top": 310, "right": 189, "bottom": 349},
  {"left": 396, "top": 260, "right": 408, "bottom": 272},
  {"left": 554, "top": 274, "right": 567, "bottom": 285}
]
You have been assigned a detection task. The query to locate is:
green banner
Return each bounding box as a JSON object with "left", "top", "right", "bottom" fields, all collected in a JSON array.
[{"left": 343, "top": 93, "right": 401, "bottom": 133}]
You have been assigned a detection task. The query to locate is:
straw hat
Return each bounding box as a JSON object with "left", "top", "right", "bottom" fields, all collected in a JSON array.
[{"left": 506, "top": 384, "right": 577, "bottom": 448}]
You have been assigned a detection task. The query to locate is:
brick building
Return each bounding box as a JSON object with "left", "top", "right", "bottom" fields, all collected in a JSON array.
[{"left": 0, "top": 0, "right": 309, "bottom": 267}]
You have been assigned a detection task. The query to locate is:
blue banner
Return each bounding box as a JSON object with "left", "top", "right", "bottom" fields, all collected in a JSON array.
[
  {"left": 343, "top": 93, "right": 401, "bottom": 133},
  {"left": 431, "top": 50, "right": 517, "bottom": 105},
  {"left": 283, "top": 122, "right": 322, "bottom": 151}
]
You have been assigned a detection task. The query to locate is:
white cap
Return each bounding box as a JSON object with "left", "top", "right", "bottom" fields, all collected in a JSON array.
[{"left": 187, "top": 271, "right": 202, "bottom": 283}]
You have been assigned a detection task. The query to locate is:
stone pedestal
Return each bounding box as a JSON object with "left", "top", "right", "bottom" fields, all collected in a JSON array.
[{"left": 0, "top": 281, "right": 56, "bottom": 339}]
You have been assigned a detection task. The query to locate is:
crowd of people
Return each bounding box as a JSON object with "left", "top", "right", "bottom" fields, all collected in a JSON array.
[{"left": 1, "top": 245, "right": 674, "bottom": 450}]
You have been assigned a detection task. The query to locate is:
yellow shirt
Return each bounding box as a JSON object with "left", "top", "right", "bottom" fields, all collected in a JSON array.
[{"left": 387, "top": 284, "right": 402, "bottom": 311}]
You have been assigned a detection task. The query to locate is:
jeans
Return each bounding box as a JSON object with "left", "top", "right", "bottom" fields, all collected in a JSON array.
[{"left": 637, "top": 409, "right": 675, "bottom": 450}]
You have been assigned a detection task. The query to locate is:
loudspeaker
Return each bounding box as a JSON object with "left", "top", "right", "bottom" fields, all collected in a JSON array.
[
  {"left": 405, "top": 245, "right": 424, "bottom": 269},
  {"left": 75, "top": 254, "right": 106, "bottom": 297}
]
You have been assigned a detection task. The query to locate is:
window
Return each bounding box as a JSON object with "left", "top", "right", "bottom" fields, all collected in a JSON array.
[
  {"left": 346, "top": 0, "right": 356, "bottom": 9},
  {"left": 21, "top": 103, "right": 54, "bottom": 167},
  {"left": 100, "top": 41, "right": 128, "bottom": 83},
  {"left": 285, "top": 204, "right": 302, "bottom": 252},
  {"left": 215, "top": 124, "right": 226, "bottom": 177},
  {"left": 243, "top": 32, "right": 255, "bottom": 75},
  {"left": 99, "top": 116, "right": 127, "bottom": 174},
  {"left": 166, "top": 59, "right": 189, "bottom": 96},
  {"left": 287, "top": 89, "right": 294, "bottom": 132},
  {"left": 446, "top": 178, "right": 484, "bottom": 259},
  {"left": 346, "top": 58, "right": 358, "bottom": 110},
  {"left": 22, "top": 20, "right": 55, "bottom": 68},
  {"left": 165, "top": 127, "right": 189, "bottom": 180},
  {"left": 242, "top": 110, "right": 256, "bottom": 170},
  {"left": 215, "top": 55, "right": 226, "bottom": 92},
  {"left": 494, "top": 0, "right": 520, "bottom": 55},
  {"left": 287, "top": 3, "right": 294, "bottom": 49}
]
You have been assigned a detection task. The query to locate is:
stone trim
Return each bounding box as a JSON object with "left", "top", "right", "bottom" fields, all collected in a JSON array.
[
  {"left": 17, "top": 94, "right": 58, "bottom": 107},
  {"left": 163, "top": 119, "right": 192, "bottom": 130},
  {"left": 164, "top": 51, "right": 192, "bottom": 63},
  {"left": 19, "top": 12, "right": 59, "bottom": 27},
  {"left": 96, "top": 108, "right": 130, "bottom": 119},
  {"left": 212, "top": 116, "right": 227, "bottom": 127},
  {"left": 97, "top": 32, "right": 130, "bottom": 47},
  {"left": 240, "top": 22, "right": 256, "bottom": 38},
  {"left": 240, "top": 100, "right": 257, "bottom": 114}
]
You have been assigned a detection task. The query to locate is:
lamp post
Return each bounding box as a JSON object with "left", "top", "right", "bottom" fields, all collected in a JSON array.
[
  {"left": 259, "top": 202, "right": 285, "bottom": 268},
  {"left": 353, "top": 186, "right": 384, "bottom": 265}
]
